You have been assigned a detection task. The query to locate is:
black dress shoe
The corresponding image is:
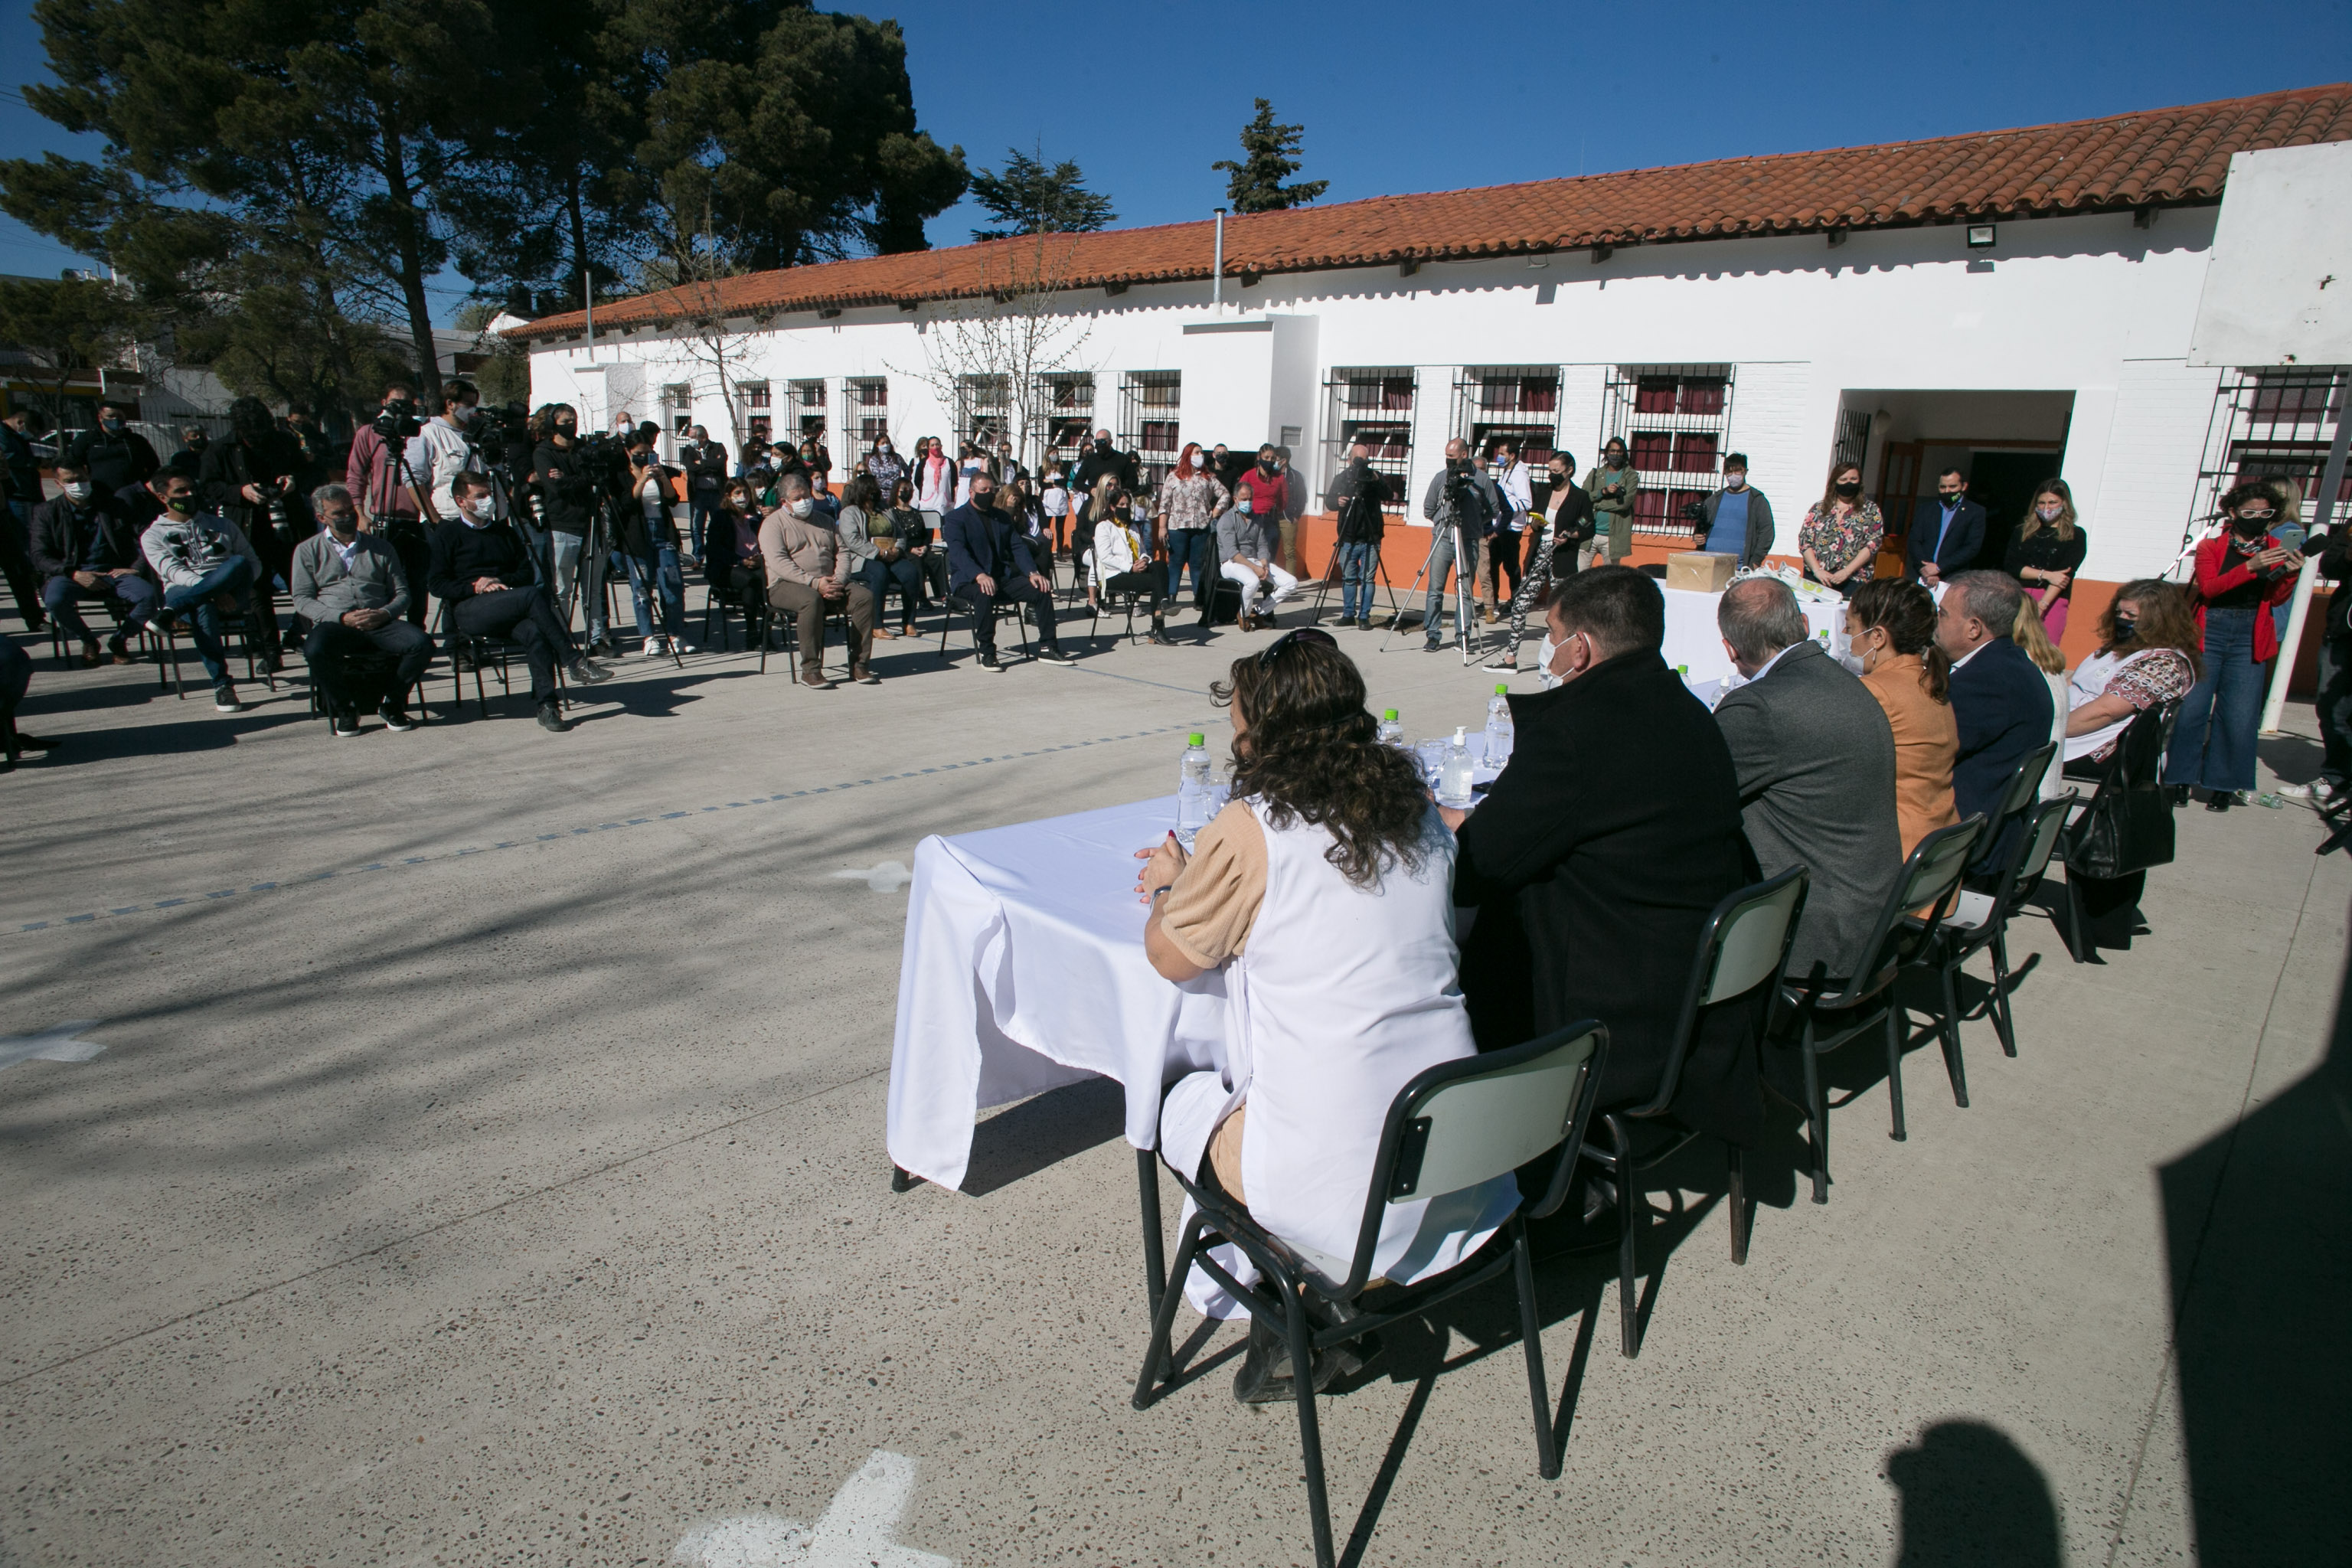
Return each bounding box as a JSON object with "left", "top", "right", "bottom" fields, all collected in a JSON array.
[
  {"left": 2171, "top": 784, "right": 2191, "bottom": 807},
  {"left": 2206, "top": 792, "right": 2234, "bottom": 812}
]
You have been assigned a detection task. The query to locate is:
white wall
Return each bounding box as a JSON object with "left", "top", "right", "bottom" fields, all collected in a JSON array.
[{"left": 530, "top": 207, "right": 2226, "bottom": 579}]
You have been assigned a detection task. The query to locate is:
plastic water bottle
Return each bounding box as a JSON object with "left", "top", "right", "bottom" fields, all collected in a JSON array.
[
  {"left": 1376, "top": 707, "right": 1404, "bottom": 748},
  {"left": 1437, "top": 726, "right": 1477, "bottom": 808},
  {"left": 1177, "top": 732, "right": 1212, "bottom": 847},
  {"left": 1483, "top": 685, "right": 1514, "bottom": 769}
]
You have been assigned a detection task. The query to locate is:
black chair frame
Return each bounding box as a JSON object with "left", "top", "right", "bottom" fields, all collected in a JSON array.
[
  {"left": 1777, "top": 815, "right": 1985, "bottom": 1204},
  {"left": 1132, "top": 1023, "right": 1611, "bottom": 1568},
  {"left": 933, "top": 588, "right": 1037, "bottom": 665},
  {"left": 1577, "top": 866, "right": 1808, "bottom": 1358},
  {"left": 1905, "top": 793, "right": 2077, "bottom": 1061},
  {"left": 2056, "top": 700, "right": 2181, "bottom": 960}
]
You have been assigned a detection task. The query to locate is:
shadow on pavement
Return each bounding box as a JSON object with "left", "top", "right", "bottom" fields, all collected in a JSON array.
[
  {"left": 1883, "top": 1419, "right": 2062, "bottom": 1567},
  {"left": 959, "top": 1076, "right": 1125, "bottom": 1197},
  {"left": 2157, "top": 916, "right": 2351, "bottom": 1563}
]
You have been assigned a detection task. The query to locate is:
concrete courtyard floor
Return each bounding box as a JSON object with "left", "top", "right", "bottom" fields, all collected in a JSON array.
[{"left": 2, "top": 596, "right": 2345, "bottom": 1567}]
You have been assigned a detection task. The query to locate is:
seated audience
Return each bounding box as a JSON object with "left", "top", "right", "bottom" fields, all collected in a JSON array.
[
  {"left": 426, "top": 470, "right": 612, "bottom": 733},
  {"left": 1089, "top": 488, "right": 1174, "bottom": 646},
  {"left": 883, "top": 477, "right": 941, "bottom": 622},
  {"left": 1216, "top": 490, "right": 1296, "bottom": 630},
  {"left": 2065, "top": 580, "right": 2200, "bottom": 773},
  {"left": 1846, "top": 579, "right": 1959, "bottom": 858},
  {"left": 941, "top": 472, "right": 1073, "bottom": 671},
  {"left": 31, "top": 457, "right": 155, "bottom": 666},
  {"left": 1135, "top": 629, "right": 1517, "bottom": 1396},
  {"left": 1452, "top": 567, "right": 1767, "bottom": 1147},
  {"left": 1935, "top": 569, "right": 2056, "bottom": 868},
  {"left": 844, "top": 474, "right": 925, "bottom": 639},
  {"left": 139, "top": 471, "right": 269, "bottom": 713},
  {"left": 760, "top": 472, "right": 877, "bottom": 689},
  {"left": 1713, "top": 575, "right": 1902, "bottom": 985},
  {"left": 2010, "top": 593, "right": 2072, "bottom": 800},
  {"left": 704, "top": 479, "right": 768, "bottom": 633},
  {"left": 290, "top": 482, "right": 432, "bottom": 735}
]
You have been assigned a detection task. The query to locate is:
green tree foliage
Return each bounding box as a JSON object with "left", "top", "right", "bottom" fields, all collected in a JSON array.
[
  {"left": 0, "top": 273, "right": 138, "bottom": 427},
  {"left": 1213, "top": 100, "right": 1328, "bottom": 214},
  {"left": 968, "top": 148, "right": 1114, "bottom": 243}
]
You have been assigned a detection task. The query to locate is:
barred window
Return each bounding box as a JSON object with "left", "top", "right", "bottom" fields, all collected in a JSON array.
[
  {"left": 1323, "top": 367, "right": 1416, "bottom": 512},
  {"left": 842, "top": 377, "right": 889, "bottom": 448},
  {"left": 1604, "top": 365, "right": 1734, "bottom": 537},
  {"left": 1119, "top": 371, "right": 1181, "bottom": 493}
]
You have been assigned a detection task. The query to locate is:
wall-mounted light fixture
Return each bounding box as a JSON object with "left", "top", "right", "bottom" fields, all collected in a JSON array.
[
  {"left": 1965, "top": 223, "right": 1997, "bottom": 248},
  {"left": 818, "top": 306, "right": 843, "bottom": 319},
  {"left": 1398, "top": 257, "right": 1419, "bottom": 278}
]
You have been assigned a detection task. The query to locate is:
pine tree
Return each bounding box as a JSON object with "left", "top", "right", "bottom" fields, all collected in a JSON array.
[
  {"left": 969, "top": 149, "right": 1116, "bottom": 242},
  {"left": 1213, "top": 100, "right": 1329, "bottom": 214}
]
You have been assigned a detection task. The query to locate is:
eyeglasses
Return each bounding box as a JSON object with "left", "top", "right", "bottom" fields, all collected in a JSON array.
[
  {"left": 2236, "top": 508, "right": 2276, "bottom": 522},
  {"left": 1255, "top": 626, "right": 1337, "bottom": 668}
]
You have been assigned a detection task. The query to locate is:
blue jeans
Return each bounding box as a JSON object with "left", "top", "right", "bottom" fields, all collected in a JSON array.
[
  {"left": 1420, "top": 524, "right": 1479, "bottom": 645},
  {"left": 1337, "top": 541, "right": 1378, "bottom": 619},
  {"left": 1165, "top": 528, "right": 1213, "bottom": 601},
  {"left": 625, "top": 546, "right": 684, "bottom": 642},
  {"left": 861, "top": 554, "right": 925, "bottom": 625},
  {"left": 43, "top": 572, "right": 158, "bottom": 642},
  {"left": 547, "top": 532, "right": 607, "bottom": 636},
  {"left": 2164, "top": 605, "right": 2269, "bottom": 793},
  {"left": 689, "top": 498, "right": 717, "bottom": 560},
  {"left": 161, "top": 556, "right": 256, "bottom": 683}
]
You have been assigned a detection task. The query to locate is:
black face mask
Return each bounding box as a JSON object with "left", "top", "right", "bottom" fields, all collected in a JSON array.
[
  {"left": 1835, "top": 481, "right": 1862, "bottom": 498},
  {"left": 1606, "top": 452, "right": 1626, "bottom": 468},
  {"left": 187, "top": 436, "right": 209, "bottom": 452},
  {"left": 2232, "top": 514, "right": 2274, "bottom": 536},
  {"left": 1093, "top": 439, "right": 1110, "bottom": 454},
  {"left": 2112, "top": 616, "right": 2138, "bottom": 641},
  {"left": 1258, "top": 459, "right": 1276, "bottom": 474}
]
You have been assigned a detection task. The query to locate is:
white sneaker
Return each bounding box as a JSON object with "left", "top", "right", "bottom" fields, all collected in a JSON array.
[
  {"left": 672, "top": 640, "right": 697, "bottom": 655},
  {"left": 642, "top": 636, "right": 666, "bottom": 657},
  {"left": 2278, "top": 779, "right": 2338, "bottom": 802}
]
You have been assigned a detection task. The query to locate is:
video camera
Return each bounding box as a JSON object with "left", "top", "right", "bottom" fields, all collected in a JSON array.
[
  {"left": 466, "top": 403, "right": 532, "bottom": 471},
  {"left": 1681, "top": 497, "right": 1708, "bottom": 525},
  {"left": 372, "top": 396, "right": 423, "bottom": 443}
]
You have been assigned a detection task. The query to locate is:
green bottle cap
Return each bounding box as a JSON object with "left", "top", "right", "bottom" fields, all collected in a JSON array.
[
  {"left": 1187, "top": 732, "right": 1204, "bottom": 746},
  {"left": 1382, "top": 708, "right": 1397, "bottom": 720},
  {"left": 1494, "top": 684, "right": 1508, "bottom": 694}
]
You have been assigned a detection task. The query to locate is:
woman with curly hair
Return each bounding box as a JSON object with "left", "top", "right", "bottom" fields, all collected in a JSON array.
[
  {"left": 1134, "top": 629, "right": 1515, "bottom": 1400},
  {"left": 1847, "top": 577, "right": 1958, "bottom": 858}
]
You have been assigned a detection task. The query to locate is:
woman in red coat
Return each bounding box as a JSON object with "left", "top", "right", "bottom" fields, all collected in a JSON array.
[{"left": 2162, "top": 481, "right": 2302, "bottom": 810}]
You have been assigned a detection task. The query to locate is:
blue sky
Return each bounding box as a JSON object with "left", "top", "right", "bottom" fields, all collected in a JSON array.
[{"left": 4, "top": 0, "right": 2347, "bottom": 316}]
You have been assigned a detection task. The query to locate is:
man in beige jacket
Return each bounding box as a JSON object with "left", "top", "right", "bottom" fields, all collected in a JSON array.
[{"left": 760, "top": 473, "right": 877, "bottom": 688}]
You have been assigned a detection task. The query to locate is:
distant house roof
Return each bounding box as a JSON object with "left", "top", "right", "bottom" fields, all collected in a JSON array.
[{"left": 508, "top": 83, "right": 2352, "bottom": 343}]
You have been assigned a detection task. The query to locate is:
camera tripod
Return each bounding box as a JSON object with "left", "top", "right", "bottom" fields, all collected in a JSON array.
[{"left": 1378, "top": 518, "right": 1478, "bottom": 664}]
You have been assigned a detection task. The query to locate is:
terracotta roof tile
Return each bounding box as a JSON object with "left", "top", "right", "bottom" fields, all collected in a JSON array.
[{"left": 511, "top": 84, "right": 2352, "bottom": 341}]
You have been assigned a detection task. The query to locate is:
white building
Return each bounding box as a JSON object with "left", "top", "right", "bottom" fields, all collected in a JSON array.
[{"left": 509, "top": 84, "right": 2352, "bottom": 654}]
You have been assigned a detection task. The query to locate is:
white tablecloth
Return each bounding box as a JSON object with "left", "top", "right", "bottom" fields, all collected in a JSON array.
[
  {"left": 886, "top": 796, "right": 1228, "bottom": 1191},
  {"left": 1661, "top": 583, "right": 1845, "bottom": 686}
]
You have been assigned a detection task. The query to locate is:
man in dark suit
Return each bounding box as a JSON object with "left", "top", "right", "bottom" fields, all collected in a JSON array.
[
  {"left": 1713, "top": 577, "right": 1903, "bottom": 984},
  {"left": 1450, "top": 567, "right": 1766, "bottom": 1147},
  {"left": 941, "top": 471, "right": 1075, "bottom": 671},
  {"left": 1938, "top": 569, "right": 2056, "bottom": 871},
  {"left": 1906, "top": 467, "right": 1986, "bottom": 586}
]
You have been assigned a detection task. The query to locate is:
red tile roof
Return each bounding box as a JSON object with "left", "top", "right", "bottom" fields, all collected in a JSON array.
[{"left": 510, "top": 84, "right": 2352, "bottom": 341}]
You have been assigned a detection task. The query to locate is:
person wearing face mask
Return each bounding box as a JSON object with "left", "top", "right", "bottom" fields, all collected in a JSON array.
[
  {"left": 31, "top": 458, "right": 155, "bottom": 666},
  {"left": 1798, "top": 461, "right": 1883, "bottom": 598},
  {"left": 1070, "top": 427, "right": 1139, "bottom": 526},
  {"left": 678, "top": 423, "right": 729, "bottom": 567},
  {"left": 2001, "top": 479, "right": 2089, "bottom": 642},
  {"left": 67, "top": 398, "right": 161, "bottom": 498},
  {"left": 1485, "top": 451, "right": 1596, "bottom": 673},
  {"left": 171, "top": 426, "right": 213, "bottom": 475},
  {"left": 1693, "top": 453, "right": 1775, "bottom": 568},
  {"left": 427, "top": 470, "right": 612, "bottom": 731},
  {"left": 914, "top": 435, "right": 955, "bottom": 518},
  {"left": 139, "top": 471, "right": 269, "bottom": 712},
  {"left": 1417, "top": 438, "right": 1496, "bottom": 653},
  {"left": 1844, "top": 579, "right": 1958, "bottom": 860},
  {"left": 760, "top": 471, "right": 878, "bottom": 688},
  {"left": 1324, "top": 439, "right": 1391, "bottom": 630},
  {"left": 1089, "top": 486, "right": 1174, "bottom": 645},
  {"left": 2163, "top": 481, "right": 2302, "bottom": 810},
  {"left": 1448, "top": 567, "right": 1770, "bottom": 1166},
  {"left": 616, "top": 440, "right": 693, "bottom": 656},
  {"left": 289, "top": 482, "right": 433, "bottom": 735},
  {"left": 2063, "top": 580, "right": 2200, "bottom": 772},
  {"left": 1272, "top": 446, "right": 1305, "bottom": 577},
  {"left": 1584, "top": 438, "right": 1640, "bottom": 567},
  {"left": 1477, "top": 438, "right": 1534, "bottom": 622},
  {"left": 1906, "top": 468, "right": 1984, "bottom": 586},
  {"left": 199, "top": 397, "right": 309, "bottom": 629},
  {"left": 864, "top": 433, "right": 906, "bottom": 499},
  {"left": 940, "top": 471, "right": 1076, "bottom": 671},
  {"left": 347, "top": 382, "right": 430, "bottom": 627},
  {"left": 404, "top": 380, "right": 493, "bottom": 527},
  {"left": 529, "top": 403, "right": 612, "bottom": 655}
]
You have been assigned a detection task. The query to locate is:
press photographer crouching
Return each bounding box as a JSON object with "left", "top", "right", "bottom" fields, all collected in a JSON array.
[
  {"left": 426, "top": 470, "right": 612, "bottom": 733},
  {"left": 292, "top": 483, "right": 432, "bottom": 737}
]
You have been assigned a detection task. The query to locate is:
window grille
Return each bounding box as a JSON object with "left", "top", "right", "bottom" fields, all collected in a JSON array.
[
  {"left": 662, "top": 382, "right": 693, "bottom": 439},
  {"left": 957, "top": 374, "right": 1010, "bottom": 452},
  {"left": 1040, "top": 373, "right": 1096, "bottom": 472},
  {"left": 841, "top": 377, "right": 889, "bottom": 449},
  {"left": 789, "top": 378, "right": 828, "bottom": 442},
  {"left": 1452, "top": 365, "right": 1560, "bottom": 466},
  {"left": 1603, "top": 365, "right": 1733, "bottom": 537},
  {"left": 2185, "top": 368, "right": 2349, "bottom": 557},
  {"left": 740, "top": 381, "right": 770, "bottom": 410},
  {"left": 1119, "top": 371, "right": 1181, "bottom": 494},
  {"left": 1323, "top": 367, "right": 1416, "bottom": 512}
]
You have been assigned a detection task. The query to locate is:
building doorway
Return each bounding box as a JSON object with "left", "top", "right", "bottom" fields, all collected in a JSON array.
[{"left": 1968, "top": 451, "right": 2064, "bottom": 574}]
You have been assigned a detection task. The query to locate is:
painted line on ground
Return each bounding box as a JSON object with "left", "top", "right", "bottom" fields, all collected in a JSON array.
[{"left": 9, "top": 724, "right": 1197, "bottom": 935}]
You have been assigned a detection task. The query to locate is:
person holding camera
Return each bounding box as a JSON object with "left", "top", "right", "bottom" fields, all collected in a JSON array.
[
  {"left": 405, "top": 380, "right": 497, "bottom": 527},
  {"left": 619, "top": 437, "right": 693, "bottom": 656},
  {"left": 1325, "top": 439, "right": 1388, "bottom": 630},
  {"left": 530, "top": 403, "right": 616, "bottom": 655},
  {"left": 2162, "top": 480, "right": 2302, "bottom": 810},
  {"left": 1417, "top": 437, "right": 1495, "bottom": 652},
  {"left": 348, "top": 383, "right": 431, "bottom": 627},
  {"left": 197, "top": 395, "right": 302, "bottom": 665}
]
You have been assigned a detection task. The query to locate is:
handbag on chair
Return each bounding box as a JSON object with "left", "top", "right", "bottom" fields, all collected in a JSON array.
[{"left": 2063, "top": 701, "right": 2178, "bottom": 880}]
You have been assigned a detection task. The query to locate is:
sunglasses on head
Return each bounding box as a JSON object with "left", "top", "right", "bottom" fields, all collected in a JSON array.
[{"left": 1255, "top": 626, "right": 1337, "bottom": 668}]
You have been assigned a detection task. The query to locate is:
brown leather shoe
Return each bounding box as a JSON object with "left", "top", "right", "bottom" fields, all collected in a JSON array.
[
  {"left": 801, "top": 667, "right": 835, "bottom": 690},
  {"left": 871, "top": 623, "right": 897, "bottom": 639},
  {"left": 851, "top": 663, "right": 880, "bottom": 684}
]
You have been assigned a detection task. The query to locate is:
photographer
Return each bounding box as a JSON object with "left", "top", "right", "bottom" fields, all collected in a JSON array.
[
  {"left": 616, "top": 436, "right": 692, "bottom": 656},
  {"left": 348, "top": 382, "right": 431, "bottom": 627},
  {"left": 197, "top": 394, "right": 302, "bottom": 664},
  {"left": 1325, "top": 439, "right": 1390, "bottom": 629},
  {"left": 1416, "top": 437, "right": 1496, "bottom": 652},
  {"left": 680, "top": 423, "right": 728, "bottom": 565},
  {"left": 530, "top": 403, "right": 615, "bottom": 656},
  {"left": 403, "top": 379, "right": 496, "bottom": 527}
]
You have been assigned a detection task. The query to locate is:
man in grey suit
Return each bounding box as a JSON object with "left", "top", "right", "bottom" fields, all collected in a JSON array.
[{"left": 1713, "top": 577, "right": 1903, "bottom": 983}]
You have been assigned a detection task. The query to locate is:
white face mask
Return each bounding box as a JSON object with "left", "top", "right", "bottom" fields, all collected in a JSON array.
[
  {"left": 462, "top": 497, "right": 495, "bottom": 526},
  {"left": 2036, "top": 504, "right": 2063, "bottom": 521},
  {"left": 63, "top": 481, "right": 92, "bottom": 502},
  {"left": 788, "top": 498, "right": 814, "bottom": 519},
  {"left": 1725, "top": 472, "right": 1746, "bottom": 491},
  {"left": 1535, "top": 633, "right": 1566, "bottom": 691},
  {"left": 878, "top": 443, "right": 891, "bottom": 455}
]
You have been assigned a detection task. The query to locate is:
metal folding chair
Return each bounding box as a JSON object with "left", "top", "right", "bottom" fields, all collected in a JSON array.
[
  {"left": 1132, "top": 1022, "right": 1611, "bottom": 1568},
  {"left": 1904, "top": 795, "right": 2076, "bottom": 1061}
]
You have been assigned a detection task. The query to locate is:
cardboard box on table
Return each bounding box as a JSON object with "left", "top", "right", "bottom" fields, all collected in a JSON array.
[{"left": 1665, "top": 551, "right": 1740, "bottom": 593}]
